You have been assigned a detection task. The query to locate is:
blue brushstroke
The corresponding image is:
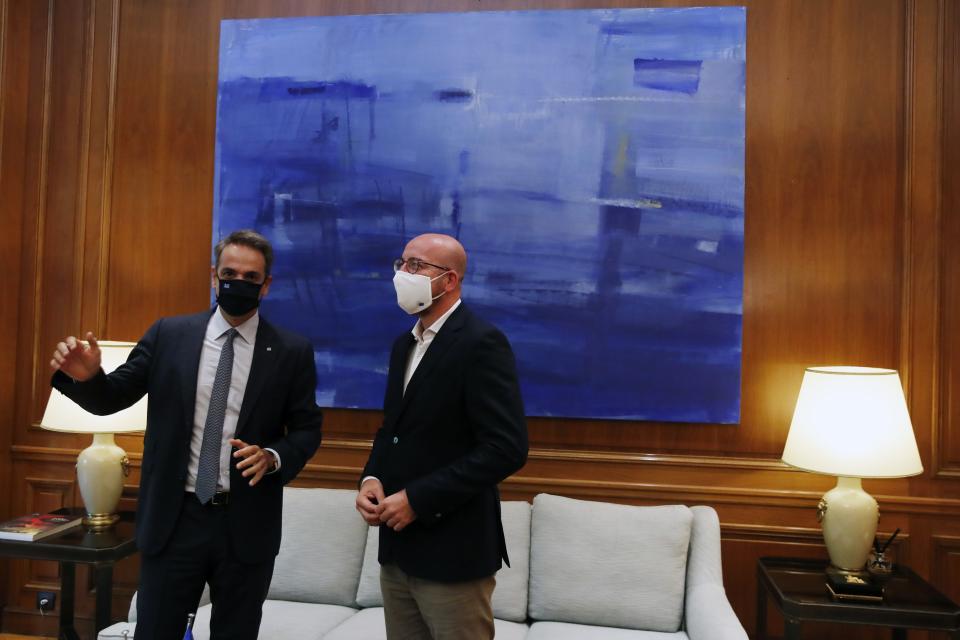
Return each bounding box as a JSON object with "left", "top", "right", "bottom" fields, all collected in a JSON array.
[
  {"left": 213, "top": 6, "right": 747, "bottom": 423},
  {"left": 634, "top": 59, "right": 703, "bottom": 94},
  {"left": 434, "top": 89, "right": 474, "bottom": 102},
  {"left": 286, "top": 81, "right": 377, "bottom": 99}
]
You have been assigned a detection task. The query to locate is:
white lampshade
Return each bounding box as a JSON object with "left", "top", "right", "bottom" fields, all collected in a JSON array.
[
  {"left": 782, "top": 366, "right": 922, "bottom": 478},
  {"left": 40, "top": 341, "right": 147, "bottom": 434}
]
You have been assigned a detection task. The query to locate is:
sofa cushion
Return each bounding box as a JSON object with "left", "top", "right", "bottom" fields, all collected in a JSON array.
[
  {"left": 324, "top": 607, "right": 529, "bottom": 640},
  {"left": 355, "top": 500, "right": 532, "bottom": 623},
  {"left": 98, "top": 601, "right": 358, "bottom": 640},
  {"left": 527, "top": 621, "right": 689, "bottom": 639},
  {"left": 195, "top": 600, "right": 357, "bottom": 639},
  {"left": 356, "top": 525, "right": 382, "bottom": 607},
  {"left": 269, "top": 487, "right": 369, "bottom": 606},
  {"left": 491, "top": 500, "right": 532, "bottom": 622},
  {"left": 528, "top": 494, "right": 692, "bottom": 633},
  {"left": 98, "top": 622, "right": 135, "bottom": 639}
]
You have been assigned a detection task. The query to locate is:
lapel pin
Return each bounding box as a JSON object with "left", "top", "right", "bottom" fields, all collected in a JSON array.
[{"left": 266, "top": 347, "right": 272, "bottom": 351}]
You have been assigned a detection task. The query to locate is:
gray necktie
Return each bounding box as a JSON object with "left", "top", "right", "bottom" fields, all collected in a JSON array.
[{"left": 195, "top": 328, "right": 238, "bottom": 504}]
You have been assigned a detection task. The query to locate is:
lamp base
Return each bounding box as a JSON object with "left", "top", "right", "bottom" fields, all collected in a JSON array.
[
  {"left": 76, "top": 433, "right": 130, "bottom": 530},
  {"left": 82, "top": 512, "right": 121, "bottom": 530},
  {"left": 819, "top": 476, "right": 879, "bottom": 572},
  {"left": 825, "top": 563, "right": 870, "bottom": 580}
]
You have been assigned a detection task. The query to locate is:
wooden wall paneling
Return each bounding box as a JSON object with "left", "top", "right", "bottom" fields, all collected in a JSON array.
[
  {"left": 902, "top": 0, "right": 945, "bottom": 484},
  {"left": 938, "top": 0, "right": 960, "bottom": 476},
  {"left": 0, "top": 0, "right": 16, "bottom": 612},
  {"left": 932, "top": 535, "right": 960, "bottom": 605},
  {"left": 80, "top": 0, "right": 122, "bottom": 334},
  {"left": 106, "top": 0, "right": 223, "bottom": 337},
  {"left": 1, "top": 0, "right": 52, "bottom": 620},
  {"left": 900, "top": 0, "right": 951, "bottom": 486}
]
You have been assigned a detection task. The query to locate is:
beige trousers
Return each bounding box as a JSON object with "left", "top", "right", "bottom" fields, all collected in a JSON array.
[{"left": 379, "top": 562, "right": 496, "bottom": 640}]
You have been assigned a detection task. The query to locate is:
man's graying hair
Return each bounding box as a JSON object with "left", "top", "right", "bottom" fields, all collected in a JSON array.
[{"left": 214, "top": 229, "right": 274, "bottom": 277}]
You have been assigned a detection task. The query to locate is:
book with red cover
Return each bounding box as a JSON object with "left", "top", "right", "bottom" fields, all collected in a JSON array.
[{"left": 0, "top": 510, "right": 82, "bottom": 541}]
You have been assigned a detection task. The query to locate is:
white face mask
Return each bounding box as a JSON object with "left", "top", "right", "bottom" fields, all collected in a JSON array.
[{"left": 393, "top": 270, "right": 449, "bottom": 315}]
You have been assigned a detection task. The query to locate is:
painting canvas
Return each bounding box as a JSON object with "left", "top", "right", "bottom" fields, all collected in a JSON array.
[{"left": 213, "top": 7, "right": 746, "bottom": 422}]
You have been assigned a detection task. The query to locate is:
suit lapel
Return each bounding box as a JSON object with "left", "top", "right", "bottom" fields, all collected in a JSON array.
[
  {"left": 385, "top": 333, "right": 416, "bottom": 414},
  {"left": 180, "top": 310, "right": 214, "bottom": 434},
  {"left": 397, "top": 304, "right": 468, "bottom": 420},
  {"left": 235, "top": 318, "right": 280, "bottom": 439}
]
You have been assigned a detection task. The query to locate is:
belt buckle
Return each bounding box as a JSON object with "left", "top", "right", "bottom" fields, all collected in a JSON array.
[{"left": 210, "top": 491, "right": 229, "bottom": 506}]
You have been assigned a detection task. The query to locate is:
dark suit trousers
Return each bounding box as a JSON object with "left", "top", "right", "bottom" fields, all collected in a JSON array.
[{"left": 134, "top": 494, "right": 275, "bottom": 640}]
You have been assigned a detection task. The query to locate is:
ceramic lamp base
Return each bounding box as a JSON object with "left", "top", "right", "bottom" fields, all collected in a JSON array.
[
  {"left": 819, "top": 476, "right": 879, "bottom": 572},
  {"left": 76, "top": 432, "right": 129, "bottom": 530}
]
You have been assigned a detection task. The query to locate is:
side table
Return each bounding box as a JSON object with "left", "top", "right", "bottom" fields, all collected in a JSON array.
[
  {"left": 0, "top": 511, "right": 137, "bottom": 640},
  {"left": 757, "top": 557, "right": 960, "bottom": 639}
]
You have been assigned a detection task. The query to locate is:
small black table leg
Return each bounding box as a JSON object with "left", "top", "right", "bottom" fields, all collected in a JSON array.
[
  {"left": 59, "top": 561, "right": 80, "bottom": 640},
  {"left": 784, "top": 617, "right": 802, "bottom": 640},
  {"left": 756, "top": 575, "right": 768, "bottom": 640},
  {"left": 94, "top": 561, "right": 114, "bottom": 634}
]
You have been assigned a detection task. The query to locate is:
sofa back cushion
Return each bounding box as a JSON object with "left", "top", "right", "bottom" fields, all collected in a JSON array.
[
  {"left": 355, "top": 500, "right": 532, "bottom": 623},
  {"left": 355, "top": 526, "right": 381, "bottom": 608},
  {"left": 491, "top": 500, "right": 531, "bottom": 622},
  {"left": 528, "top": 494, "right": 693, "bottom": 632},
  {"left": 268, "top": 487, "right": 369, "bottom": 606}
]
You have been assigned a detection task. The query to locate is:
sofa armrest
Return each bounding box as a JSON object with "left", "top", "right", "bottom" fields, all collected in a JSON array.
[
  {"left": 684, "top": 506, "right": 747, "bottom": 640},
  {"left": 685, "top": 582, "right": 747, "bottom": 640}
]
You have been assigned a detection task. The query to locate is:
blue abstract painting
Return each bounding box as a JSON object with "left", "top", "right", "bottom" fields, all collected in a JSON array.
[{"left": 213, "top": 7, "right": 746, "bottom": 423}]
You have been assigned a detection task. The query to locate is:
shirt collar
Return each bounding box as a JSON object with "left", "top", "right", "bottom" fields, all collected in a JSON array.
[
  {"left": 412, "top": 298, "right": 461, "bottom": 343},
  {"left": 210, "top": 307, "right": 260, "bottom": 344}
]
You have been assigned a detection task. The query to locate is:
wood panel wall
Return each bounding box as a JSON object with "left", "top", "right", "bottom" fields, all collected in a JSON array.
[{"left": 0, "top": 0, "right": 956, "bottom": 637}]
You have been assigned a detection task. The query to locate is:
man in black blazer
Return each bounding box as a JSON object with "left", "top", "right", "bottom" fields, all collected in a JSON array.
[
  {"left": 356, "top": 233, "right": 528, "bottom": 640},
  {"left": 50, "top": 229, "right": 322, "bottom": 640}
]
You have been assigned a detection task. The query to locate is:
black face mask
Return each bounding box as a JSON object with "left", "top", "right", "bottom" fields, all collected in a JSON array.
[{"left": 216, "top": 278, "right": 263, "bottom": 316}]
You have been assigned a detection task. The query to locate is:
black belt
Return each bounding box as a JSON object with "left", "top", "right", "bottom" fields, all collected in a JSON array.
[{"left": 186, "top": 491, "right": 230, "bottom": 506}]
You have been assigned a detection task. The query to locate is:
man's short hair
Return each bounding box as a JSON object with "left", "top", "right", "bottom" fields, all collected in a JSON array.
[{"left": 214, "top": 229, "right": 274, "bottom": 277}]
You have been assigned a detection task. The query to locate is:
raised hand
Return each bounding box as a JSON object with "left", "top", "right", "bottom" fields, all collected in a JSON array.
[{"left": 50, "top": 332, "right": 102, "bottom": 382}]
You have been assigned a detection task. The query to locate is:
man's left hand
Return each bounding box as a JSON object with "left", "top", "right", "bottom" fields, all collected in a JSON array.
[
  {"left": 230, "top": 438, "right": 276, "bottom": 486},
  {"left": 378, "top": 490, "right": 417, "bottom": 532}
]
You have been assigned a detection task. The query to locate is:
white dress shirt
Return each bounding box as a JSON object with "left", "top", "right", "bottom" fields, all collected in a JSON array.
[
  {"left": 185, "top": 309, "right": 277, "bottom": 492},
  {"left": 403, "top": 298, "right": 462, "bottom": 393}
]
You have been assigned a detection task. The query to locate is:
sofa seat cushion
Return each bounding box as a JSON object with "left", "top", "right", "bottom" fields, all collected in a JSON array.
[
  {"left": 529, "top": 494, "right": 693, "bottom": 633},
  {"left": 355, "top": 500, "right": 532, "bottom": 623},
  {"left": 324, "top": 607, "right": 529, "bottom": 640},
  {"left": 527, "top": 621, "right": 689, "bottom": 640},
  {"left": 270, "top": 487, "right": 370, "bottom": 606},
  {"left": 98, "top": 622, "right": 135, "bottom": 639},
  {"left": 197, "top": 600, "right": 356, "bottom": 639},
  {"left": 97, "top": 601, "right": 357, "bottom": 640}
]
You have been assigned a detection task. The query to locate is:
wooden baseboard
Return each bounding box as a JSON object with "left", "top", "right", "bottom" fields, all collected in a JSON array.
[{"left": 0, "top": 635, "right": 56, "bottom": 640}]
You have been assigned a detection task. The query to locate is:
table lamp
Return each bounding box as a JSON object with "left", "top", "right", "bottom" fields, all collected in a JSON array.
[
  {"left": 40, "top": 341, "right": 147, "bottom": 530},
  {"left": 781, "top": 366, "right": 923, "bottom": 573}
]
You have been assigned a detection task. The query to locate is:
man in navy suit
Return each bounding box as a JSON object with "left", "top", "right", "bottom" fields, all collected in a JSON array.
[
  {"left": 50, "top": 229, "right": 322, "bottom": 640},
  {"left": 356, "top": 233, "right": 528, "bottom": 640}
]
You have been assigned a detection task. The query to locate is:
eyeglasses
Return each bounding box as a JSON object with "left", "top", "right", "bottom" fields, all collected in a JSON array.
[{"left": 393, "top": 257, "right": 450, "bottom": 274}]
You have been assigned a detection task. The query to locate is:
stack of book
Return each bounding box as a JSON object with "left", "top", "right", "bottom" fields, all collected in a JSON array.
[
  {"left": 825, "top": 571, "right": 885, "bottom": 603},
  {"left": 0, "top": 510, "right": 82, "bottom": 541}
]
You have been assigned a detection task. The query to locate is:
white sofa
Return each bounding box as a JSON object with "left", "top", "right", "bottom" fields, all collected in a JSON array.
[{"left": 99, "top": 488, "right": 747, "bottom": 639}]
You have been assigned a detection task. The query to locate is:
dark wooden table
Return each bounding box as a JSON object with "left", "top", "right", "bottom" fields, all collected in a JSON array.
[
  {"left": 757, "top": 557, "right": 960, "bottom": 639},
  {"left": 0, "top": 511, "right": 137, "bottom": 640}
]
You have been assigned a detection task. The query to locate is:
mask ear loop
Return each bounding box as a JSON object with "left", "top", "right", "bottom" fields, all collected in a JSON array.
[{"left": 429, "top": 270, "right": 453, "bottom": 301}]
